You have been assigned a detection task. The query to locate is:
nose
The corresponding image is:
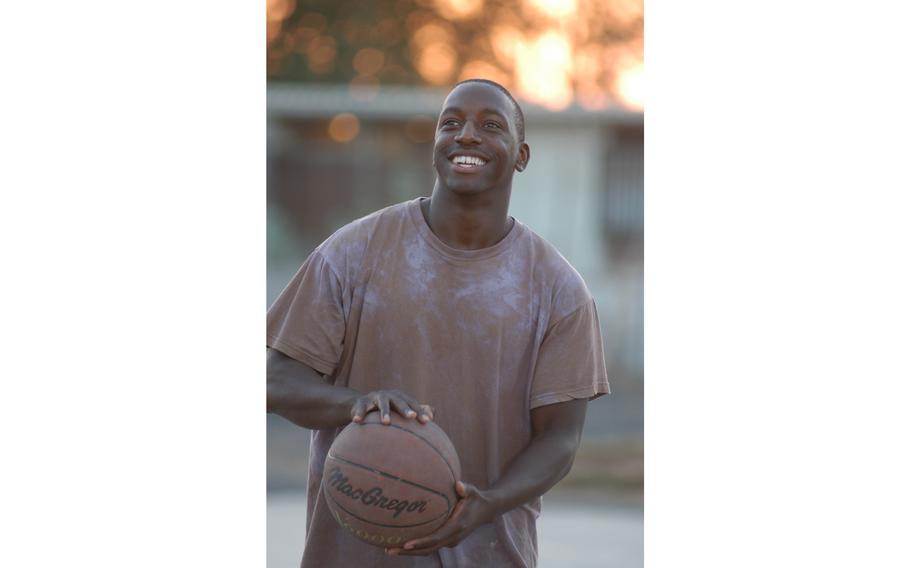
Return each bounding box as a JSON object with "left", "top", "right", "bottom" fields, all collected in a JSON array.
[{"left": 454, "top": 121, "right": 481, "bottom": 145}]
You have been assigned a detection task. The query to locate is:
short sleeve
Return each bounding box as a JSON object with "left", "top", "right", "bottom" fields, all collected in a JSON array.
[
  {"left": 529, "top": 300, "right": 610, "bottom": 409},
  {"left": 266, "top": 251, "right": 346, "bottom": 376}
]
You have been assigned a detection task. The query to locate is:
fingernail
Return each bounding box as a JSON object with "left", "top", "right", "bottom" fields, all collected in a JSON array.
[
  {"left": 404, "top": 544, "right": 414, "bottom": 550},
  {"left": 406, "top": 410, "right": 416, "bottom": 417}
]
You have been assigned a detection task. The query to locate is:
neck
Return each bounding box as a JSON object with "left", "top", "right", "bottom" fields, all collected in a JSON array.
[{"left": 421, "top": 183, "right": 513, "bottom": 250}]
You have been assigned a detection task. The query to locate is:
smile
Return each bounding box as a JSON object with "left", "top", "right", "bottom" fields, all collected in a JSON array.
[{"left": 450, "top": 155, "right": 488, "bottom": 169}]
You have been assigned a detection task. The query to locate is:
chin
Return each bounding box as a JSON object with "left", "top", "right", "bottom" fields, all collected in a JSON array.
[
  {"left": 449, "top": 180, "right": 488, "bottom": 192},
  {"left": 443, "top": 178, "right": 492, "bottom": 195}
]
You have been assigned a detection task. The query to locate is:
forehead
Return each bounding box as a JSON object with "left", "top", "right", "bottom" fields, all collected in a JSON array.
[{"left": 439, "top": 83, "right": 514, "bottom": 119}]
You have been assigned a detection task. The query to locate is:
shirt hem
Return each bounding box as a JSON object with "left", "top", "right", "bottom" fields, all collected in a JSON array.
[
  {"left": 529, "top": 380, "right": 611, "bottom": 409},
  {"left": 266, "top": 336, "right": 337, "bottom": 377}
]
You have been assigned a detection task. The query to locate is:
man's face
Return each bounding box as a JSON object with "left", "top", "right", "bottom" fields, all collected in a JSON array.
[{"left": 432, "top": 83, "right": 529, "bottom": 195}]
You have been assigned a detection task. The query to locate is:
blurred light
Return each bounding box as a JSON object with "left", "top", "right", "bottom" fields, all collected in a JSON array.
[
  {"left": 412, "top": 22, "right": 455, "bottom": 48},
  {"left": 515, "top": 31, "right": 573, "bottom": 110},
  {"left": 574, "top": 44, "right": 607, "bottom": 109},
  {"left": 374, "top": 18, "right": 403, "bottom": 47},
  {"left": 353, "top": 48, "right": 385, "bottom": 76},
  {"left": 306, "top": 36, "right": 337, "bottom": 74},
  {"left": 615, "top": 61, "right": 644, "bottom": 110},
  {"left": 574, "top": 44, "right": 601, "bottom": 83},
  {"left": 404, "top": 115, "right": 436, "bottom": 143},
  {"left": 267, "top": 21, "right": 283, "bottom": 45},
  {"left": 270, "top": 38, "right": 294, "bottom": 60},
  {"left": 415, "top": 43, "right": 458, "bottom": 85},
  {"left": 606, "top": 0, "right": 644, "bottom": 26},
  {"left": 433, "top": 0, "right": 484, "bottom": 20},
  {"left": 266, "top": 0, "right": 296, "bottom": 45},
  {"left": 267, "top": 0, "right": 643, "bottom": 111},
  {"left": 328, "top": 113, "right": 360, "bottom": 143},
  {"left": 266, "top": 0, "right": 296, "bottom": 23},
  {"left": 525, "top": 0, "right": 576, "bottom": 19},
  {"left": 298, "top": 12, "right": 327, "bottom": 33},
  {"left": 577, "top": 85, "right": 609, "bottom": 110},
  {"left": 343, "top": 21, "right": 368, "bottom": 45},
  {"left": 490, "top": 25, "right": 523, "bottom": 67},
  {"left": 405, "top": 10, "right": 437, "bottom": 34},
  {"left": 290, "top": 25, "right": 321, "bottom": 50},
  {"left": 458, "top": 60, "right": 510, "bottom": 87}
]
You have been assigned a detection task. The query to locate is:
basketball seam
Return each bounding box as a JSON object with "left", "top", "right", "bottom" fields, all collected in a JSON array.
[
  {"left": 327, "top": 453, "right": 452, "bottom": 508},
  {"left": 355, "top": 422, "right": 459, "bottom": 482}
]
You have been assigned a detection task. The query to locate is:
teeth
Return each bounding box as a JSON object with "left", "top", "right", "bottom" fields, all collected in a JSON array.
[{"left": 452, "top": 155, "right": 487, "bottom": 167}]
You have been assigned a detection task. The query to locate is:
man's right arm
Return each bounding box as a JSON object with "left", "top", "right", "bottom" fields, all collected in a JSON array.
[
  {"left": 266, "top": 348, "right": 359, "bottom": 429},
  {"left": 266, "top": 348, "right": 433, "bottom": 430}
]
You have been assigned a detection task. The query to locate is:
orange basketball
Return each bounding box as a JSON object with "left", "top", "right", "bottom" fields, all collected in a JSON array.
[{"left": 322, "top": 412, "right": 462, "bottom": 548}]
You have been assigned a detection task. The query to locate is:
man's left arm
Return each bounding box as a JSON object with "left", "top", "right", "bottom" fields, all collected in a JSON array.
[{"left": 387, "top": 398, "right": 587, "bottom": 556}]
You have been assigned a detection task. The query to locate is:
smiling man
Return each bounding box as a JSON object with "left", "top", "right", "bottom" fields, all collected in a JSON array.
[{"left": 267, "top": 79, "right": 610, "bottom": 567}]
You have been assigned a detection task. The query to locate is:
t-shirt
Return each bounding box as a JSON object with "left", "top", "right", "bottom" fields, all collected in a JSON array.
[{"left": 267, "top": 197, "right": 610, "bottom": 568}]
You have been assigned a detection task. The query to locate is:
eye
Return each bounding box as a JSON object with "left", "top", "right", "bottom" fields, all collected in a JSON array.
[
  {"left": 441, "top": 118, "right": 459, "bottom": 127},
  {"left": 485, "top": 121, "right": 502, "bottom": 129}
]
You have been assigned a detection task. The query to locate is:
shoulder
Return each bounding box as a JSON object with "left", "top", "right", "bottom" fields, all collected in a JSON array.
[
  {"left": 313, "top": 200, "right": 416, "bottom": 277},
  {"left": 519, "top": 224, "right": 594, "bottom": 321}
]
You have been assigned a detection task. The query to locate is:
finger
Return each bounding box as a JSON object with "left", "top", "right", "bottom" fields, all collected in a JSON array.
[
  {"left": 350, "top": 399, "right": 367, "bottom": 423},
  {"left": 402, "top": 535, "right": 437, "bottom": 551},
  {"left": 388, "top": 397, "right": 417, "bottom": 419},
  {"left": 397, "top": 531, "right": 464, "bottom": 555},
  {"left": 451, "top": 495, "right": 467, "bottom": 518},
  {"left": 357, "top": 399, "right": 379, "bottom": 423},
  {"left": 386, "top": 546, "right": 437, "bottom": 557},
  {"left": 388, "top": 391, "right": 422, "bottom": 420},
  {"left": 403, "top": 499, "right": 467, "bottom": 551},
  {"left": 417, "top": 404, "right": 434, "bottom": 423},
  {"left": 455, "top": 481, "right": 478, "bottom": 499},
  {"left": 378, "top": 395, "right": 391, "bottom": 424},
  {"left": 392, "top": 544, "right": 447, "bottom": 556},
  {"left": 400, "top": 539, "right": 439, "bottom": 553}
]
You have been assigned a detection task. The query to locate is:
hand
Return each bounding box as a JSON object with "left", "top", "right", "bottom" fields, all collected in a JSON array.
[
  {"left": 350, "top": 389, "right": 434, "bottom": 425},
  {"left": 385, "top": 481, "right": 496, "bottom": 556}
]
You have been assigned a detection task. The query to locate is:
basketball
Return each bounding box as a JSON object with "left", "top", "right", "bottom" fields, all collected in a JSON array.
[{"left": 322, "top": 412, "right": 462, "bottom": 548}]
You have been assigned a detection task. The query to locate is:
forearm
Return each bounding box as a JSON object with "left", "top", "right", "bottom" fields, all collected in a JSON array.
[
  {"left": 483, "top": 399, "right": 587, "bottom": 516},
  {"left": 386, "top": 400, "right": 587, "bottom": 556},
  {"left": 266, "top": 349, "right": 359, "bottom": 430},
  {"left": 388, "top": 429, "right": 581, "bottom": 556},
  {"left": 484, "top": 432, "right": 579, "bottom": 515}
]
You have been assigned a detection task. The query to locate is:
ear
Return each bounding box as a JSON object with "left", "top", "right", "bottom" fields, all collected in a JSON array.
[{"left": 515, "top": 142, "right": 530, "bottom": 172}]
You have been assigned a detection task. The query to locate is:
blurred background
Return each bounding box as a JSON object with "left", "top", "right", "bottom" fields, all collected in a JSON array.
[{"left": 266, "top": 0, "right": 642, "bottom": 565}]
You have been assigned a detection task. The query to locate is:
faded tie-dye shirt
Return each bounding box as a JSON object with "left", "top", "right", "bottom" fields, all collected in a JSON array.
[{"left": 267, "top": 198, "right": 610, "bottom": 568}]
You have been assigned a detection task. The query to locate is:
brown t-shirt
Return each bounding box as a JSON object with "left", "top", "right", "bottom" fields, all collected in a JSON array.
[{"left": 267, "top": 198, "right": 610, "bottom": 568}]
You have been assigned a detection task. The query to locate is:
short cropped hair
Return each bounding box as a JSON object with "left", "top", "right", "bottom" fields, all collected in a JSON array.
[{"left": 452, "top": 78, "right": 526, "bottom": 142}]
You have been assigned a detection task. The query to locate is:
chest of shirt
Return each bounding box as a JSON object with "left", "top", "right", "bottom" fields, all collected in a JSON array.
[{"left": 351, "top": 241, "right": 541, "bottom": 344}]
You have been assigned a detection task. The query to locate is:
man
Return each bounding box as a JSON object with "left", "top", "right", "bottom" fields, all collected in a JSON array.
[{"left": 267, "top": 79, "right": 610, "bottom": 567}]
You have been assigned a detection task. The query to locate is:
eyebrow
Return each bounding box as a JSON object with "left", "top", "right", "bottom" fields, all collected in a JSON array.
[{"left": 440, "top": 107, "right": 509, "bottom": 121}]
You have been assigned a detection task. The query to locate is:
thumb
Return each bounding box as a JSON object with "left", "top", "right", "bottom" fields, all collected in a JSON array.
[{"left": 455, "top": 481, "right": 476, "bottom": 498}]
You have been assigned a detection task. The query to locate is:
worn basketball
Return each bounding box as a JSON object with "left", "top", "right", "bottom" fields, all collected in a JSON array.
[{"left": 322, "top": 411, "right": 462, "bottom": 548}]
